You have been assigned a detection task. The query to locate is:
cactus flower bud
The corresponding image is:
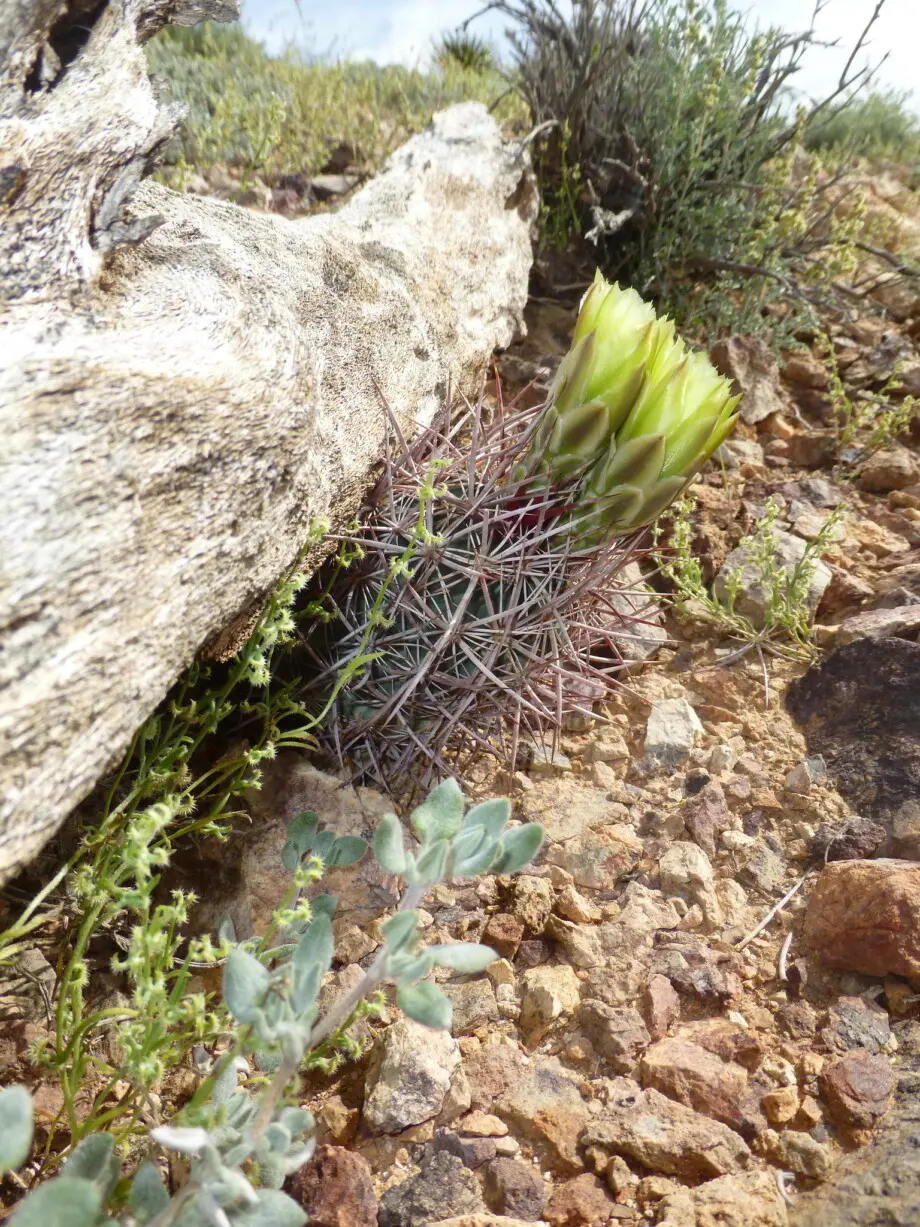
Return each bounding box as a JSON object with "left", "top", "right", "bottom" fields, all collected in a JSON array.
[{"left": 523, "top": 271, "right": 740, "bottom": 543}]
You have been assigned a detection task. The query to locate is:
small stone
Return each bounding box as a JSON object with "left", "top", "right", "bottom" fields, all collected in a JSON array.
[
  {"left": 762, "top": 1085, "right": 800, "bottom": 1125},
  {"left": 335, "top": 923, "right": 378, "bottom": 965},
  {"left": 364, "top": 1019, "right": 461, "bottom": 1134},
  {"left": 458, "top": 1111, "right": 508, "bottom": 1138},
  {"left": 710, "top": 334, "right": 786, "bottom": 425},
  {"left": 483, "top": 914, "right": 525, "bottom": 961},
  {"left": 487, "top": 958, "right": 516, "bottom": 989},
  {"left": 659, "top": 841, "right": 720, "bottom": 925},
  {"left": 555, "top": 885, "right": 603, "bottom": 924},
  {"left": 810, "top": 815, "right": 887, "bottom": 863},
  {"left": 661, "top": 1171, "right": 788, "bottom": 1227},
  {"left": 459, "top": 1045, "right": 527, "bottom": 1112},
  {"left": 821, "top": 996, "right": 891, "bottom": 1055},
  {"left": 803, "top": 859, "right": 920, "bottom": 978},
  {"left": 512, "top": 877, "right": 554, "bottom": 934},
  {"left": 515, "top": 938, "right": 549, "bottom": 971},
  {"left": 377, "top": 1150, "right": 485, "bottom": 1227},
  {"left": 858, "top": 447, "right": 920, "bottom": 492},
  {"left": 837, "top": 605, "right": 920, "bottom": 645},
  {"left": 443, "top": 980, "right": 500, "bottom": 1035},
  {"left": 483, "top": 1156, "right": 547, "bottom": 1220},
  {"left": 755, "top": 1128, "right": 833, "bottom": 1180},
  {"left": 579, "top": 1001, "right": 650, "bottom": 1074},
  {"left": 548, "top": 825, "right": 643, "bottom": 890},
  {"left": 527, "top": 740, "right": 572, "bottom": 775},
  {"left": 821, "top": 1050, "right": 895, "bottom": 1130},
  {"left": 286, "top": 1145, "right": 378, "bottom": 1227},
  {"left": 645, "top": 699, "right": 704, "bottom": 769},
  {"left": 585, "top": 732, "right": 630, "bottom": 763},
  {"left": 317, "top": 1094, "right": 360, "bottom": 1145},
  {"left": 848, "top": 517, "right": 911, "bottom": 557},
  {"left": 545, "top": 1174, "right": 616, "bottom": 1226},
  {"left": 775, "top": 1001, "right": 817, "bottom": 1040},
  {"left": 785, "top": 349, "right": 829, "bottom": 388},
  {"left": 639, "top": 1038, "right": 764, "bottom": 1137},
  {"left": 582, "top": 1077, "right": 751, "bottom": 1179},
  {"left": 651, "top": 941, "right": 744, "bottom": 1006},
  {"left": 605, "top": 1154, "right": 638, "bottom": 1196},
  {"left": 681, "top": 780, "right": 731, "bottom": 859},
  {"left": 738, "top": 841, "right": 786, "bottom": 894},
  {"left": 714, "top": 529, "right": 831, "bottom": 628},
  {"left": 432, "top": 1127, "right": 498, "bottom": 1169},
  {"left": 494, "top": 1056, "right": 591, "bottom": 1172},
  {"left": 784, "top": 756, "right": 827, "bottom": 795},
  {"left": 707, "top": 743, "right": 739, "bottom": 774},
  {"left": 642, "top": 975, "right": 681, "bottom": 1042},
  {"left": 520, "top": 965, "right": 582, "bottom": 1040}
]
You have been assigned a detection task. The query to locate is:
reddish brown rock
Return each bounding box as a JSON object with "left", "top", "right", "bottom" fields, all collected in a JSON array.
[
  {"left": 821, "top": 1051, "right": 896, "bottom": 1130},
  {"left": 642, "top": 975, "right": 681, "bottom": 1042},
  {"left": 464, "top": 1044, "right": 528, "bottom": 1110},
  {"left": 494, "top": 1057, "right": 590, "bottom": 1173},
  {"left": 482, "top": 913, "right": 525, "bottom": 961},
  {"left": 545, "top": 1174, "right": 617, "bottom": 1226},
  {"left": 681, "top": 780, "right": 730, "bottom": 859},
  {"left": 287, "top": 1145, "right": 377, "bottom": 1227},
  {"left": 817, "top": 565, "right": 875, "bottom": 619},
  {"left": 710, "top": 335, "right": 786, "bottom": 425},
  {"left": 803, "top": 859, "right": 920, "bottom": 978},
  {"left": 638, "top": 1038, "right": 765, "bottom": 1138},
  {"left": 678, "top": 1020, "right": 766, "bottom": 1072},
  {"left": 784, "top": 349, "right": 829, "bottom": 388}
]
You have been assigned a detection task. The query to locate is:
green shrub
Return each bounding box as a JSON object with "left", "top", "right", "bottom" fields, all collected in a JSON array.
[
  {"left": 147, "top": 23, "right": 525, "bottom": 181},
  {"left": 806, "top": 88, "right": 920, "bottom": 162},
  {"left": 489, "top": 0, "right": 884, "bottom": 338}
]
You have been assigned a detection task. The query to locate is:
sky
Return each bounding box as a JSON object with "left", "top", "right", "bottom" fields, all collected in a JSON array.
[{"left": 240, "top": 0, "right": 918, "bottom": 110}]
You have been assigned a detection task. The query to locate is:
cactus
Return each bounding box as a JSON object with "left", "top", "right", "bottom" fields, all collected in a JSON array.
[{"left": 301, "top": 273, "right": 739, "bottom": 787}]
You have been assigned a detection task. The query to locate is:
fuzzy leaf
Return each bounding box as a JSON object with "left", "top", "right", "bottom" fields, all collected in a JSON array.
[
  {"left": 64, "top": 1133, "right": 119, "bottom": 1200},
  {"left": 217, "top": 912, "right": 237, "bottom": 946},
  {"left": 381, "top": 910, "right": 419, "bottom": 953},
  {"left": 311, "top": 829, "right": 336, "bottom": 863},
  {"left": 281, "top": 811, "right": 319, "bottom": 872},
  {"left": 234, "top": 1189, "right": 307, "bottom": 1227},
  {"left": 387, "top": 950, "right": 435, "bottom": 983},
  {"left": 292, "top": 915, "right": 333, "bottom": 1013},
  {"left": 373, "top": 812, "right": 407, "bottom": 875},
  {"left": 8, "top": 1177, "right": 102, "bottom": 1227},
  {"left": 492, "top": 823, "right": 545, "bottom": 875},
  {"left": 409, "top": 838, "right": 448, "bottom": 886},
  {"left": 450, "top": 826, "right": 499, "bottom": 878},
  {"left": 223, "top": 947, "right": 270, "bottom": 1025},
  {"left": 409, "top": 778, "right": 465, "bottom": 842},
  {"left": 461, "top": 798, "right": 511, "bottom": 839},
  {"left": 129, "top": 1162, "right": 169, "bottom": 1224},
  {"left": 327, "top": 835, "right": 368, "bottom": 867},
  {"left": 151, "top": 1125, "right": 210, "bottom": 1155},
  {"left": 431, "top": 943, "right": 498, "bottom": 973},
  {"left": 310, "top": 893, "right": 337, "bottom": 920},
  {"left": 0, "top": 1086, "right": 33, "bottom": 1176},
  {"left": 397, "top": 980, "right": 452, "bottom": 1031}
]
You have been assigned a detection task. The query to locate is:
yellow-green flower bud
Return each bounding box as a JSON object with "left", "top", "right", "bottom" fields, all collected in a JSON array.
[{"left": 523, "top": 271, "right": 740, "bottom": 543}]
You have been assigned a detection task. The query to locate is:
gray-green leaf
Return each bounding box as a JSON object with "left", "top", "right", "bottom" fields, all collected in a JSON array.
[
  {"left": 129, "top": 1161, "right": 170, "bottom": 1224},
  {"left": 281, "top": 811, "right": 319, "bottom": 871},
  {"left": 327, "top": 835, "right": 368, "bottom": 867},
  {"left": 8, "top": 1177, "right": 102, "bottom": 1227},
  {"left": 430, "top": 942, "right": 497, "bottom": 973},
  {"left": 462, "top": 797, "right": 511, "bottom": 838},
  {"left": 410, "top": 838, "right": 448, "bottom": 886},
  {"left": 492, "top": 823, "right": 544, "bottom": 874},
  {"left": 223, "top": 947, "right": 270, "bottom": 1025},
  {"left": 409, "top": 778, "right": 465, "bottom": 842},
  {"left": 64, "top": 1133, "right": 119, "bottom": 1201},
  {"left": 0, "top": 1086, "right": 33, "bottom": 1176},
  {"left": 397, "top": 981, "right": 452, "bottom": 1031},
  {"left": 380, "top": 910, "right": 419, "bottom": 953},
  {"left": 234, "top": 1188, "right": 307, "bottom": 1226},
  {"left": 292, "top": 915, "right": 333, "bottom": 1012},
  {"left": 373, "top": 812, "right": 406, "bottom": 875}
]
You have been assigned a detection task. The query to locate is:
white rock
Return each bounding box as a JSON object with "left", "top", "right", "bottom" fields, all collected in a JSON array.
[
  {"left": 363, "top": 1018, "right": 461, "bottom": 1134},
  {"left": 645, "top": 698, "right": 704, "bottom": 767}
]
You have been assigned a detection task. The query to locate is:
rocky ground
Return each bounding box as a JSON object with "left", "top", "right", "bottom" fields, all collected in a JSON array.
[{"left": 3, "top": 171, "right": 920, "bottom": 1226}]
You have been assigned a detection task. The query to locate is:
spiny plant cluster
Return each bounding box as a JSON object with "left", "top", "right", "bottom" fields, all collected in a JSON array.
[
  {"left": 0, "top": 780, "right": 543, "bottom": 1225},
  {"left": 299, "top": 272, "right": 738, "bottom": 788}
]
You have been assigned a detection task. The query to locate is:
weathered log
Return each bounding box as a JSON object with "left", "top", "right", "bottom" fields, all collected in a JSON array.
[{"left": 0, "top": 0, "right": 537, "bottom": 881}]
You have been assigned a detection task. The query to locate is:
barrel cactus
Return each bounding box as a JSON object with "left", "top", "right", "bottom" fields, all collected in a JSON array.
[{"left": 301, "top": 272, "right": 738, "bottom": 787}]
